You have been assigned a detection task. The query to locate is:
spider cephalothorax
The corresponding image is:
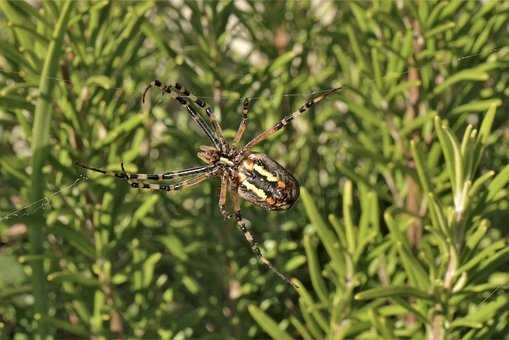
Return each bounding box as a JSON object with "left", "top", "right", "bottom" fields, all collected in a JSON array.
[{"left": 77, "top": 80, "right": 340, "bottom": 287}]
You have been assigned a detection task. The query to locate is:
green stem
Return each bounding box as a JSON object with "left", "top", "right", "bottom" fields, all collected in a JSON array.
[{"left": 29, "top": 1, "right": 74, "bottom": 338}]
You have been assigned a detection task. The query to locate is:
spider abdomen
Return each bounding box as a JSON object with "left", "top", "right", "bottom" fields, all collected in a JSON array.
[{"left": 237, "top": 153, "right": 299, "bottom": 211}]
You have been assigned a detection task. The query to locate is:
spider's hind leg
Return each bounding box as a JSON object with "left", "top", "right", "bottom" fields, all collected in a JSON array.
[
  {"left": 230, "top": 189, "right": 297, "bottom": 288},
  {"left": 218, "top": 174, "right": 232, "bottom": 219}
]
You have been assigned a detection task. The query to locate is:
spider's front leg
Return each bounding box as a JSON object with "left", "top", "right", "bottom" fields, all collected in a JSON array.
[
  {"left": 243, "top": 87, "right": 341, "bottom": 150},
  {"left": 75, "top": 162, "right": 217, "bottom": 192},
  {"left": 142, "top": 80, "right": 223, "bottom": 151},
  {"left": 75, "top": 162, "right": 214, "bottom": 181},
  {"left": 230, "top": 187, "right": 297, "bottom": 288}
]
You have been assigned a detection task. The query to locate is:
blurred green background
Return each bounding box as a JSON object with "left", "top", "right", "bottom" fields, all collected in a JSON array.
[{"left": 1, "top": 1, "right": 508, "bottom": 339}]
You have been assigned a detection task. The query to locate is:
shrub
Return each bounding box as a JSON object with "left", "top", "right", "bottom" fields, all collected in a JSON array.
[{"left": 0, "top": 1, "right": 507, "bottom": 339}]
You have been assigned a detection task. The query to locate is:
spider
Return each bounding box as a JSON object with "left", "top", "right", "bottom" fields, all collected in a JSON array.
[{"left": 76, "top": 80, "right": 340, "bottom": 288}]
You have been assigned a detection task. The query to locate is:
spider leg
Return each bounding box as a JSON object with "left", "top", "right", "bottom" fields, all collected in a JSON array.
[
  {"left": 243, "top": 87, "right": 341, "bottom": 150},
  {"left": 172, "top": 83, "right": 227, "bottom": 149},
  {"left": 143, "top": 80, "right": 222, "bottom": 150},
  {"left": 233, "top": 97, "right": 250, "bottom": 145},
  {"left": 124, "top": 165, "right": 218, "bottom": 192},
  {"left": 230, "top": 187, "right": 297, "bottom": 288},
  {"left": 75, "top": 162, "right": 214, "bottom": 181},
  {"left": 219, "top": 174, "right": 230, "bottom": 219}
]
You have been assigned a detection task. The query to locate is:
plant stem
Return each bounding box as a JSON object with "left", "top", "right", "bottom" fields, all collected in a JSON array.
[{"left": 29, "top": 1, "right": 74, "bottom": 338}]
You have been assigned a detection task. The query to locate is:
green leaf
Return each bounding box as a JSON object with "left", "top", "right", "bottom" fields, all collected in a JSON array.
[
  {"left": 453, "top": 295, "right": 508, "bottom": 326},
  {"left": 478, "top": 102, "right": 498, "bottom": 145},
  {"left": 427, "top": 193, "right": 450, "bottom": 239},
  {"left": 0, "top": 39, "right": 39, "bottom": 75},
  {"left": 469, "top": 171, "right": 495, "bottom": 199},
  {"left": 298, "top": 298, "right": 324, "bottom": 339},
  {"left": 487, "top": 165, "right": 509, "bottom": 201},
  {"left": 346, "top": 101, "right": 384, "bottom": 127},
  {"left": 143, "top": 252, "right": 162, "bottom": 287},
  {"left": 94, "top": 115, "right": 144, "bottom": 149},
  {"left": 387, "top": 80, "right": 421, "bottom": 101},
  {"left": 469, "top": 247, "right": 509, "bottom": 284},
  {"left": 371, "top": 48, "right": 383, "bottom": 89},
  {"left": 457, "top": 240, "right": 505, "bottom": 276},
  {"left": 343, "top": 180, "right": 356, "bottom": 254},
  {"left": 434, "top": 117, "right": 456, "bottom": 194},
  {"left": 48, "top": 271, "right": 100, "bottom": 287},
  {"left": 385, "top": 210, "right": 429, "bottom": 290},
  {"left": 7, "top": 23, "right": 50, "bottom": 45},
  {"left": 290, "top": 316, "right": 314, "bottom": 340},
  {"left": 248, "top": 305, "right": 294, "bottom": 340},
  {"left": 346, "top": 25, "right": 366, "bottom": 70},
  {"left": 269, "top": 51, "right": 295, "bottom": 73},
  {"left": 0, "top": 284, "right": 32, "bottom": 300},
  {"left": 303, "top": 233, "right": 329, "bottom": 306},
  {"left": 50, "top": 224, "right": 95, "bottom": 259},
  {"left": 158, "top": 235, "right": 188, "bottom": 262},
  {"left": 433, "top": 68, "right": 489, "bottom": 95},
  {"left": 451, "top": 99, "right": 501, "bottom": 115},
  {"left": 425, "top": 21, "right": 456, "bottom": 38},
  {"left": 91, "top": 289, "right": 105, "bottom": 333},
  {"left": 295, "top": 279, "right": 329, "bottom": 333},
  {"left": 0, "top": 94, "right": 35, "bottom": 111},
  {"left": 0, "top": 254, "right": 26, "bottom": 286},
  {"left": 449, "top": 319, "right": 483, "bottom": 330},
  {"left": 182, "top": 275, "right": 200, "bottom": 294},
  {"left": 465, "top": 220, "right": 489, "bottom": 254},
  {"left": 411, "top": 140, "right": 433, "bottom": 194},
  {"left": 133, "top": 195, "right": 159, "bottom": 224},
  {"left": 370, "top": 309, "right": 396, "bottom": 339},
  {"left": 46, "top": 316, "right": 88, "bottom": 337},
  {"left": 301, "top": 187, "right": 344, "bottom": 276},
  {"left": 355, "top": 286, "right": 435, "bottom": 301},
  {"left": 86, "top": 75, "right": 115, "bottom": 90},
  {"left": 390, "top": 297, "right": 427, "bottom": 324}
]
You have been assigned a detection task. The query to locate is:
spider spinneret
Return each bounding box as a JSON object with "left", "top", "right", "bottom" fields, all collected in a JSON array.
[{"left": 77, "top": 80, "right": 340, "bottom": 288}]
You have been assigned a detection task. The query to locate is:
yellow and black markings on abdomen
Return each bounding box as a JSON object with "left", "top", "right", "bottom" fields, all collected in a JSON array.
[{"left": 237, "top": 153, "right": 299, "bottom": 211}]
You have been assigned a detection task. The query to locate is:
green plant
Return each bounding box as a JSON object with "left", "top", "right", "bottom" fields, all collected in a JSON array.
[
  {"left": 1, "top": 1, "right": 507, "bottom": 339},
  {"left": 253, "top": 108, "right": 508, "bottom": 339}
]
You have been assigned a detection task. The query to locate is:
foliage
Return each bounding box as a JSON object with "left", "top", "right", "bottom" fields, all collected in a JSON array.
[{"left": 0, "top": 1, "right": 508, "bottom": 339}]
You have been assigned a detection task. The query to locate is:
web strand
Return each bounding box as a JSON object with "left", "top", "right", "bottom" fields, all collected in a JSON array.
[{"left": 0, "top": 174, "right": 88, "bottom": 222}]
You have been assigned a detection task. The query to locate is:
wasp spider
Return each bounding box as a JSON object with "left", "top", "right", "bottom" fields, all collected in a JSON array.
[{"left": 77, "top": 80, "right": 340, "bottom": 287}]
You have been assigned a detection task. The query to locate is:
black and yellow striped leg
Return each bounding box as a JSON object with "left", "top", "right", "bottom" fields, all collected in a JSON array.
[
  {"left": 230, "top": 189, "right": 297, "bottom": 288},
  {"left": 218, "top": 175, "right": 231, "bottom": 219},
  {"left": 172, "top": 83, "right": 227, "bottom": 150},
  {"left": 233, "top": 97, "right": 250, "bottom": 145},
  {"left": 75, "top": 162, "right": 214, "bottom": 181},
  {"left": 124, "top": 168, "right": 217, "bottom": 192},
  {"left": 243, "top": 87, "right": 341, "bottom": 150},
  {"left": 142, "top": 80, "right": 222, "bottom": 150}
]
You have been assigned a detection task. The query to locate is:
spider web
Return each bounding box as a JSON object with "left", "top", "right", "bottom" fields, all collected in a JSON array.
[
  {"left": 0, "top": 174, "right": 88, "bottom": 222},
  {"left": 0, "top": 46, "right": 506, "bottom": 305}
]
